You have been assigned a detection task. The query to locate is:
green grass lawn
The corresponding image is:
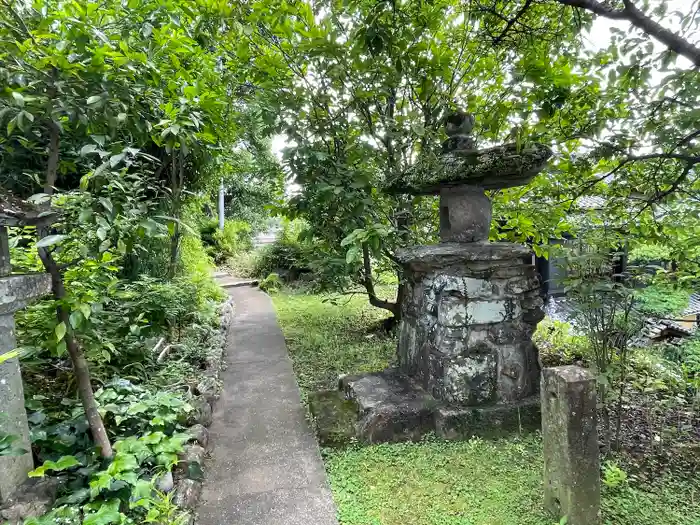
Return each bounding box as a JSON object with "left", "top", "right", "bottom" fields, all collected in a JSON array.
[{"left": 273, "top": 290, "right": 700, "bottom": 525}]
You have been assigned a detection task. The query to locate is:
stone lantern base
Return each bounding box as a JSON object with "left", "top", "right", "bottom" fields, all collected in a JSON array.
[{"left": 396, "top": 242, "right": 544, "bottom": 405}]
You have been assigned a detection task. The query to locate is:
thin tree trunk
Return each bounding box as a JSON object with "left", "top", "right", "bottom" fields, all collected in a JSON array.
[
  {"left": 361, "top": 243, "right": 399, "bottom": 317},
  {"left": 38, "top": 248, "right": 113, "bottom": 457},
  {"left": 167, "top": 149, "right": 184, "bottom": 279},
  {"left": 44, "top": 122, "right": 60, "bottom": 195}
]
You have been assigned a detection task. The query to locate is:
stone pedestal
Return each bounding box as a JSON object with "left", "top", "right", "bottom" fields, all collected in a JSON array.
[
  {"left": 397, "top": 242, "right": 543, "bottom": 405},
  {"left": 0, "top": 274, "right": 51, "bottom": 503}
]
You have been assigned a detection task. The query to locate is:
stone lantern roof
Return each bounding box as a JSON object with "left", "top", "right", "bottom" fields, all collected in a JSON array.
[{"left": 384, "top": 111, "right": 553, "bottom": 194}]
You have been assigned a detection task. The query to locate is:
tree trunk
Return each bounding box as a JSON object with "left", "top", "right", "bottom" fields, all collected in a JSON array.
[
  {"left": 44, "top": 122, "right": 60, "bottom": 195},
  {"left": 38, "top": 248, "right": 113, "bottom": 458},
  {"left": 555, "top": 0, "right": 700, "bottom": 67},
  {"left": 168, "top": 222, "right": 181, "bottom": 279},
  {"left": 361, "top": 243, "right": 399, "bottom": 320},
  {"left": 39, "top": 123, "right": 113, "bottom": 457},
  {"left": 167, "top": 149, "right": 184, "bottom": 279}
]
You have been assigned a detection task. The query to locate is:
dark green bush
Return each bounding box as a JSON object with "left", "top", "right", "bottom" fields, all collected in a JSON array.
[{"left": 200, "top": 219, "right": 253, "bottom": 263}]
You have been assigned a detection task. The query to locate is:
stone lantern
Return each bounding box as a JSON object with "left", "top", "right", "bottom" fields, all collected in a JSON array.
[
  {"left": 0, "top": 195, "right": 54, "bottom": 503},
  {"left": 309, "top": 113, "right": 552, "bottom": 444}
]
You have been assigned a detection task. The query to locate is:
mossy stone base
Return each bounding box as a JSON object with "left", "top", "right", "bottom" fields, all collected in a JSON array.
[
  {"left": 308, "top": 390, "right": 358, "bottom": 447},
  {"left": 434, "top": 396, "right": 541, "bottom": 440}
]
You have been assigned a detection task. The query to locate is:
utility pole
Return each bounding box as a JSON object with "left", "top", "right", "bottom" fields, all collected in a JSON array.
[{"left": 218, "top": 178, "right": 225, "bottom": 230}]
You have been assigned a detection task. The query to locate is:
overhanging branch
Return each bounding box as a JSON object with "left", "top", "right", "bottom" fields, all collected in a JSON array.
[{"left": 556, "top": 0, "right": 700, "bottom": 67}]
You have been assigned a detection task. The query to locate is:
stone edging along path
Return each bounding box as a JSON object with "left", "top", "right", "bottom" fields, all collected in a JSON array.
[
  {"left": 195, "top": 278, "right": 338, "bottom": 525},
  {"left": 168, "top": 292, "right": 235, "bottom": 519}
]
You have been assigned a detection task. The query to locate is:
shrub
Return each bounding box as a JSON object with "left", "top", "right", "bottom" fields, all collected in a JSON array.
[
  {"left": 664, "top": 336, "right": 700, "bottom": 378},
  {"left": 179, "top": 233, "right": 225, "bottom": 304},
  {"left": 259, "top": 273, "right": 282, "bottom": 293},
  {"left": 533, "top": 317, "right": 589, "bottom": 367},
  {"left": 200, "top": 219, "right": 253, "bottom": 263},
  {"left": 252, "top": 219, "right": 312, "bottom": 280},
  {"left": 634, "top": 283, "right": 691, "bottom": 318}
]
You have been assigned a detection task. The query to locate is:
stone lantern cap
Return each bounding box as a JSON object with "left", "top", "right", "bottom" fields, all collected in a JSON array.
[{"left": 385, "top": 111, "right": 553, "bottom": 194}]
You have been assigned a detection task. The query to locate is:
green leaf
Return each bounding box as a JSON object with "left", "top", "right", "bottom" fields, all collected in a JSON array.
[
  {"left": 36, "top": 234, "right": 67, "bottom": 248},
  {"left": 80, "top": 304, "right": 92, "bottom": 320},
  {"left": 83, "top": 499, "right": 122, "bottom": 525},
  {"left": 87, "top": 95, "right": 102, "bottom": 106},
  {"left": 55, "top": 322, "right": 67, "bottom": 342},
  {"left": 29, "top": 455, "right": 81, "bottom": 477},
  {"left": 69, "top": 310, "right": 83, "bottom": 329},
  {"left": 99, "top": 198, "right": 113, "bottom": 214},
  {"left": 81, "top": 144, "right": 99, "bottom": 156},
  {"left": 11, "top": 92, "right": 24, "bottom": 107}
]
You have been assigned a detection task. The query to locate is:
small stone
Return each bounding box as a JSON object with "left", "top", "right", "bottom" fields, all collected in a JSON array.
[
  {"left": 0, "top": 478, "right": 59, "bottom": 523},
  {"left": 172, "top": 479, "right": 203, "bottom": 510},
  {"left": 196, "top": 376, "right": 220, "bottom": 404},
  {"left": 155, "top": 470, "right": 174, "bottom": 493},
  {"left": 187, "top": 424, "right": 210, "bottom": 450},
  {"left": 187, "top": 397, "right": 213, "bottom": 427},
  {"left": 176, "top": 444, "right": 206, "bottom": 482}
]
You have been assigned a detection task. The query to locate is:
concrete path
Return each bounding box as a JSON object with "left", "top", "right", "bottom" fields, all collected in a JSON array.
[{"left": 197, "top": 281, "right": 338, "bottom": 525}]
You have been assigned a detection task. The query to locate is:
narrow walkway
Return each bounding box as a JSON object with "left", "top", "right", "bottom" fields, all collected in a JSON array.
[{"left": 198, "top": 281, "right": 338, "bottom": 525}]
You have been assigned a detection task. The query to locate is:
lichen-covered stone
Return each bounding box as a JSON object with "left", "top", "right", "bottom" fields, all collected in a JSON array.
[
  {"left": 340, "top": 370, "right": 437, "bottom": 443},
  {"left": 0, "top": 274, "right": 51, "bottom": 316},
  {"left": 542, "top": 366, "right": 600, "bottom": 524},
  {"left": 186, "top": 424, "right": 210, "bottom": 450},
  {"left": 176, "top": 444, "right": 206, "bottom": 481},
  {"left": 396, "top": 242, "right": 543, "bottom": 406},
  {"left": 385, "top": 142, "right": 553, "bottom": 194},
  {"left": 195, "top": 376, "right": 220, "bottom": 405},
  {"left": 172, "top": 479, "right": 202, "bottom": 510},
  {"left": 187, "top": 397, "right": 213, "bottom": 427},
  {"left": 434, "top": 396, "right": 541, "bottom": 439},
  {"left": 439, "top": 186, "right": 492, "bottom": 242},
  {"left": 308, "top": 390, "right": 358, "bottom": 447},
  {"left": 0, "top": 478, "right": 59, "bottom": 523}
]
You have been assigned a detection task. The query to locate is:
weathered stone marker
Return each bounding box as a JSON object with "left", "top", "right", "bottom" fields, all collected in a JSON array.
[
  {"left": 0, "top": 198, "right": 54, "bottom": 503},
  {"left": 541, "top": 365, "right": 600, "bottom": 524},
  {"left": 308, "top": 111, "right": 554, "bottom": 444}
]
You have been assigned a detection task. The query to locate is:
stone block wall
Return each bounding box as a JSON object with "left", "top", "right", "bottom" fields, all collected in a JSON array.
[{"left": 397, "top": 242, "right": 544, "bottom": 406}]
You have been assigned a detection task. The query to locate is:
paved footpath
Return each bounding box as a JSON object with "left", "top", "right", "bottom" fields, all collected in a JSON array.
[{"left": 197, "top": 280, "right": 338, "bottom": 525}]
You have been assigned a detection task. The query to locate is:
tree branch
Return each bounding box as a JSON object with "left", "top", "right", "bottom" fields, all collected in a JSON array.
[
  {"left": 556, "top": 0, "right": 700, "bottom": 66},
  {"left": 362, "top": 243, "right": 398, "bottom": 316},
  {"left": 493, "top": 0, "right": 534, "bottom": 45}
]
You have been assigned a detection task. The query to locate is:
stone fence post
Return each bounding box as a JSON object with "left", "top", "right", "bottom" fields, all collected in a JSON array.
[
  {"left": 0, "top": 215, "right": 53, "bottom": 503},
  {"left": 541, "top": 365, "right": 600, "bottom": 524}
]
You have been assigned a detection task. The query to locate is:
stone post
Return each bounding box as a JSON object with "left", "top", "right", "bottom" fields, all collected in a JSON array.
[
  {"left": 541, "top": 365, "right": 600, "bottom": 525},
  {"left": 0, "top": 257, "right": 51, "bottom": 502}
]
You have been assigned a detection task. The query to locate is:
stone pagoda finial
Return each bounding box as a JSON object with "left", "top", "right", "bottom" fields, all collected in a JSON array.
[{"left": 442, "top": 111, "right": 477, "bottom": 153}]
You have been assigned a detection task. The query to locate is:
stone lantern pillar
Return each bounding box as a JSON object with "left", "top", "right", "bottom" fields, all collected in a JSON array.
[
  {"left": 0, "top": 197, "right": 54, "bottom": 502},
  {"left": 309, "top": 113, "right": 552, "bottom": 444}
]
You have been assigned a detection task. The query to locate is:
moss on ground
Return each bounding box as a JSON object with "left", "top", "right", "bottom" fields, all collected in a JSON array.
[{"left": 273, "top": 290, "right": 700, "bottom": 525}]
